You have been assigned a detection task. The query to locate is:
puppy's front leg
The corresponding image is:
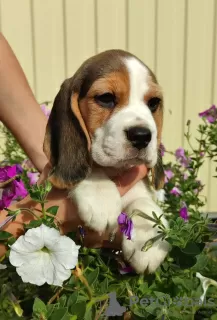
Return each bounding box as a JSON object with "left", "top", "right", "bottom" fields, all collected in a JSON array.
[
  {"left": 68, "top": 169, "right": 121, "bottom": 233},
  {"left": 121, "top": 183, "right": 170, "bottom": 273}
]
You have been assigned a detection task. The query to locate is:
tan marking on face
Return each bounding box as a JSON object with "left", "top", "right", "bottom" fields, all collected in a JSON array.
[
  {"left": 144, "top": 76, "right": 163, "bottom": 147},
  {"left": 79, "top": 71, "right": 130, "bottom": 135},
  {"left": 70, "top": 94, "right": 91, "bottom": 151}
]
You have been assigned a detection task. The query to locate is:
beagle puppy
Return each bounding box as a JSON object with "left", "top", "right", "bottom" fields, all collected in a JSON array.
[{"left": 43, "top": 49, "right": 170, "bottom": 274}]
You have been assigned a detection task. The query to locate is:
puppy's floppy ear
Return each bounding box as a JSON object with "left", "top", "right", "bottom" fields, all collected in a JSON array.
[
  {"left": 151, "top": 148, "right": 165, "bottom": 190},
  {"left": 43, "top": 79, "right": 92, "bottom": 189}
]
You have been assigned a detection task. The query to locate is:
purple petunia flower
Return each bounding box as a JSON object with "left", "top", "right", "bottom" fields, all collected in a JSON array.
[
  {"left": 199, "top": 105, "right": 217, "bottom": 123},
  {"left": 15, "top": 164, "right": 23, "bottom": 174},
  {"left": 41, "top": 104, "right": 51, "bottom": 118},
  {"left": 27, "top": 172, "right": 39, "bottom": 185},
  {"left": 179, "top": 204, "right": 189, "bottom": 222},
  {"left": 0, "top": 165, "right": 17, "bottom": 181},
  {"left": 119, "top": 265, "right": 135, "bottom": 275},
  {"left": 0, "top": 179, "right": 28, "bottom": 210},
  {"left": 164, "top": 169, "right": 174, "bottom": 183},
  {"left": 118, "top": 212, "right": 134, "bottom": 240},
  {"left": 170, "top": 186, "right": 182, "bottom": 196},
  {"left": 159, "top": 143, "right": 165, "bottom": 157},
  {"left": 175, "top": 147, "right": 191, "bottom": 167},
  {"left": 0, "top": 165, "right": 28, "bottom": 210}
]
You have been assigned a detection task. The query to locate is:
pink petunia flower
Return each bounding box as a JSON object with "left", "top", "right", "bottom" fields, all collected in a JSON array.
[
  {"left": 170, "top": 186, "right": 182, "bottom": 196},
  {"left": 179, "top": 203, "right": 189, "bottom": 222},
  {"left": 27, "top": 172, "right": 39, "bottom": 185},
  {"left": 118, "top": 212, "right": 134, "bottom": 240},
  {"left": 22, "top": 159, "right": 35, "bottom": 170},
  {"left": 183, "top": 172, "right": 189, "bottom": 180},
  {"left": 164, "top": 169, "right": 174, "bottom": 183},
  {"left": 175, "top": 147, "right": 191, "bottom": 167},
  {"left": 199, "top": 105, "right": 217, "bottom": 123}
]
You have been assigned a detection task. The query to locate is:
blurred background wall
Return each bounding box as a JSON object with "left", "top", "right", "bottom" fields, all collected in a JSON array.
[{"left": 0, "top": 0, "right": 216, "bottom": 211}]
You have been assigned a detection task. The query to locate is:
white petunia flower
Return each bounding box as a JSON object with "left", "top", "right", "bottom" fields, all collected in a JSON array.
[
  {"left": 0, "top": 263, "right": 7, "bottom": 269},
  {"left": 9, "top": 224, "right": 80, "bottom": 286},
  {"left": 196, "top": 272, "right": 217, "bottom": 303}
]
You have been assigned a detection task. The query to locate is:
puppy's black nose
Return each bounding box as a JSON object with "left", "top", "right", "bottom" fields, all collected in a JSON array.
[{"left": 125, "top": 126, "right": 152, "bottom": 150}]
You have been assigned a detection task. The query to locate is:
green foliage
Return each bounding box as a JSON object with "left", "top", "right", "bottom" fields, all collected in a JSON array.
[{"left": 0, "top": 124, "right": 27, "bottom": 164}]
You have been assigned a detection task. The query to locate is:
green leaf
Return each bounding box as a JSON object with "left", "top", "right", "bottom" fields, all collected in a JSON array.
[
  {"left": 132, "top": 308, "right": 148, "bottom": 318},
  {"left": 172, "top": 277, "right": 194, "bottom": 291},
  {"left": 145, "top": 303, "right": 162, "bottom": 316},
  {"left": 181, "top": 242, "right": 203, "bottom": 255},
  {"left": 84, "top": 307, "right": 94, "bottom": 320},
  {"left": 24, "top": 219, "right": 42, "bottom": 229},
  {"left": 191, "top": 253, "right": 209, "bottom": 272},
  {"left": 33, "top": 297, "right": 47, "bottom": 318},
  {"left": 67, "top": 291, "right": 78, "bottom": 307},
  {"left": 47, "top": 304, "right": 55, "bottom": 318},
  {"left": 49, "top": 308, "right": 71, "bottom": 320},
  {"left": 59, "top": 295, "right": 67, "bottom": 307},
  {"left": 46, "top": 206, "right": 59, "bottom": 216},
  {"left": 0, "top": 231, "right": 12, "bottom": 240},
  {"left": 7, "top": 236, "right": 17, "bottom": 246},
  {"left": 211, "top": 313, "right": 217, "bottom": 320},
  {"left": 86, "top": 267, "right": 99, "bottom": 286},
  {"left": 99, "top": 278, "right": 108, "bottom": 294},
  {"left": 69, "top": 302, "right": 86, "bottom": 320}
]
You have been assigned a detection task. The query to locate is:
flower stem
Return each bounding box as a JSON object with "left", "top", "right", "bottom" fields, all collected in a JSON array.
[
  {"left": 129, "top": 209, "right": 157, "bottom": 223},
  {"left": 21, "top": 208, "right": 40, "bottom": 220},
  {"left": 72, "top": 266, "right": 93, "bottom": 300},
  {"left": 48, "top": 288, "right": 63, "bottom": 305},
  {"left": 41, "top": 202, "right": 46, "bottom": 219},
  {"left": 95, "top": 299, "right": 108, "bottom": 320},
  {"left": 86, "top": 294, "right": 109, "bottom": 311}
]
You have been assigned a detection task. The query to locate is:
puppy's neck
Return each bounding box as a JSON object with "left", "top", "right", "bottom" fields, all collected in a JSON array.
[{"left": 93, "top": 162, "right": 134, "bottom": 179}]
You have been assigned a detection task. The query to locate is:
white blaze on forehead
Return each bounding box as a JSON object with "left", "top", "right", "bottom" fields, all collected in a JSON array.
[{"left": 124, "top": 57, "right": 150, "bottom": 104}]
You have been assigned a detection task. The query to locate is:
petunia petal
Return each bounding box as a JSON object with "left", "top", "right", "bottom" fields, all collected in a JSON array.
[
  {"left": 118, "top": 212, "right": 127, "bottom": 225},
  {"left": 49, "top": 253, "right": 73, "bottom": 285},
  {"left": 13, "top": 180, "right": 28, "bottom": 199},
  {"left": 9, "top": 250, "right": 41, "bottom": 267},
  {"left": 50, "top": 236, "right": 80, "bottom": 269},
  {"left": 11, "top": 229, "right": 44, "bottom": 253},
  {"left": 27, "top": 172, "right": 39, "bottom": 185},
  {"left": 41, "top": 224, "right": 61, "bottom": 249},
  {"left": 16, "top": 252, "right": 48, "bottom": 286}
]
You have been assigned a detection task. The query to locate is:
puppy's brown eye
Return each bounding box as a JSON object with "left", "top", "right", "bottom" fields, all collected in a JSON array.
[
  {"left": 94, "top": 93, "right": 116, "bottom": 108},
  {"left": 147, "top": 97, "right": 161, "bottom": 113}
]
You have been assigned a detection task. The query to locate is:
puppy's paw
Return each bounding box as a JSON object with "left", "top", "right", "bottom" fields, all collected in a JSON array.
[
  {"left": 69, "top": 171, "right": 121, "bottom": 233},
  {"left": 121, "top": 199, "right": 170, "bottom": 274}
]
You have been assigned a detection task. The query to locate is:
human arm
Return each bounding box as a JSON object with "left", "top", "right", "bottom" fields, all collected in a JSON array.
[{"left": 0, "top": 32, "right": 48, "bottom": 172}]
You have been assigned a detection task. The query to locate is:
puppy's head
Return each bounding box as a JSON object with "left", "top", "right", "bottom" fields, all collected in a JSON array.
[{"left": 44, "top": 49, "right": 165, "bottom": 190}]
